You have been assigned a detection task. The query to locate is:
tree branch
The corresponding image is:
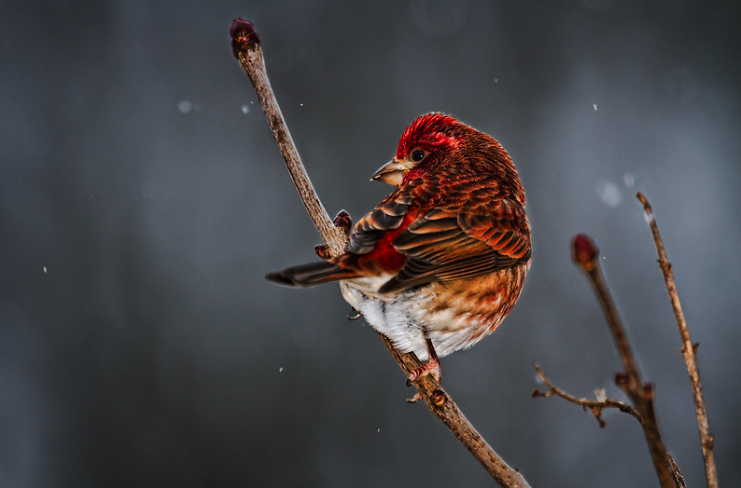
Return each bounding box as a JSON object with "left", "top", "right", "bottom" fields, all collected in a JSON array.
[
  {"left": 637, "top": 193, "right": 718, "bottom": 488},
  {"left": 229, "top": 20, "right": 346, "bottom": 257},
  {"left": 230, "top": 18, "right": 530, "bottom": 488},
  {"left": 532, "top": 364, "right": 641, "bottom": 428},
  {"left": 569, "top": 233, "right": 682, "bottom": 487}
]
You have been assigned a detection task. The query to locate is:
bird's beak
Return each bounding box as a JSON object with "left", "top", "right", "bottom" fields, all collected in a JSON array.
[{"left": 371, "top": 158, "right": 412, "bottom": 186}]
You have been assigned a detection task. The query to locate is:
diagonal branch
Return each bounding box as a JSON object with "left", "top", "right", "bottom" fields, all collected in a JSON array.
[
  {"left": 230, "top": 18, "right": 531, "bottom": 488},
  {"left": 229, "top": 20, "right": 346, "bottom": 258},
  {"left": 637, "top": 193, "right": 717, "bottom": 488},
  {"left": 378, "top": 334, "right": 529, "bottom": 486}
]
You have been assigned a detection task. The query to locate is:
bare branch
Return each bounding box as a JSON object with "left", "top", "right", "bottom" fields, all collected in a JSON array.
[
  {"left": 229, "top": 19, "right": 346, "bottom": 257},
  {"left": 378, "top": 335, "right": 529, "bottom": 487},
  {"left": 533, "top": 363, "right": 687, "bottom": 487},
  {"left": 230, "top": 18, "right": 531, "bottom": 488},
  {"left": 571, "top": 233, "right": 680, "bottom": 488},
  {"left": 637, "top": 192, "right": 718, "bottom": 488},
  {"left": 533, "top": 364, "right": 641, "bottom": 428}
]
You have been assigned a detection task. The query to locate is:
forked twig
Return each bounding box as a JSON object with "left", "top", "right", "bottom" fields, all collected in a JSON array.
[
  {"left": 561, "top": 233, "right": 683, "bottom": 487},
  {"left": 637, "top": 192, "right": 717, "bottom": 488},
  {"left": 532, "top": 364, "right": 641, "bottom": 428},
  {"left": 533, "top": 363, "right": 685, "bottom": 487},
  {"left": 230, "top": 18, "right": 530, "bottom": 488}
]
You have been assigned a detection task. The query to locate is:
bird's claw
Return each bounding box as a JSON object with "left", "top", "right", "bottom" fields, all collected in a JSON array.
[
  {"left": 406, "top": 392, "right": 422, "bottom": 404},
  {"left": 407, "top": 356, "right": 442, "bottom": 384},
  {"left": 333, "top": 210, "right": 352, "bottom": 236},
  {"left": 347, "top": 308, "right": 362, "bottom": 320},
  {"left": 314, "top": 244, "right": 331, "bottom": 260},
  {"left": 315, "top": 211, "right": 353, "bottom": 260}
]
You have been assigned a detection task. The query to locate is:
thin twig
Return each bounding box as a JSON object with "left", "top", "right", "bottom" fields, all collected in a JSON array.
[
  {"left": 637, "top": 192, "right": 718, "bottom": 488},
  {"left": 571, "top": 234, "right": 681, "bottom": 488},
  {"left": 533, "top": 363, "right": 687, "bottom": 488},
  {"left": 230, "top": 18, "right": 531, "bottom": 488},
  {"left": 533, "top": 364, "right": 641, "bottom": 428},
  {"left": 229, "top": 20, "right": 346, "bottom": 257}
]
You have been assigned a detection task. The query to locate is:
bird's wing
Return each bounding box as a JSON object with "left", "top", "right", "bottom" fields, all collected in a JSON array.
[
  {"left": 379, "top": 198, "right": 531, "bottom": 293},
  {"left": 343, "top": 195, "right": 415, "bottom": 271}
]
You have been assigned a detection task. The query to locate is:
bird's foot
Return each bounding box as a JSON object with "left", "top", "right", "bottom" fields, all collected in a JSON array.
[
  {"left": 407, "top": 356, "right": 441, "bottom": 384},
  {"left": 333, "top": 210, "right": 352, "bottom": 236},
  {"left": 406, "top": 392, "right": 423, "bottom": 404},
  {"left": 314, "top": 244, "right": 331, "bottom": 260},
  {"left": 405, "top": 358, "right": 442, "bottom": 403},
  {"left": 314, "top": 210, "right": 353, "bottom": 260},
  {"left": 347, "top": 307, "right": 362, "bottom": 320}
]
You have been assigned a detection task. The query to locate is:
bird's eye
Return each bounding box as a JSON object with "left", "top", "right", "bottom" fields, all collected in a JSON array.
[{"left": 411, "top": 149, "right": 426, "bottom": 162}]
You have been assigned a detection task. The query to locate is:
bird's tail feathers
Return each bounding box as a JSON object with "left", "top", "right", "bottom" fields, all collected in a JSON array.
[{"left": 266, "top": 262, "right": 358, "bottom": 287}]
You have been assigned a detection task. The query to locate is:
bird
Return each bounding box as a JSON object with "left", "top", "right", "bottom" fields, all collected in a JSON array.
[{"left": 266, "top": 113, "right": 531, "bottom": 383}]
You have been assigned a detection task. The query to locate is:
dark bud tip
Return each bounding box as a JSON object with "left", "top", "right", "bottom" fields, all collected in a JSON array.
[
  {"left": 614, "top": 372, "right": 628, "bottom": 386},
  {"left": 644, "top": 382, "right": 654, "bottom": 399},
  {"left": 431, "top": 389, "right": 446, "bottom": 407},
  {"left": 572, "top": 233, "right": 599, "bottom": 271},
  {"left": 230, "top": 18, "right": 260, "bottom": 59}
]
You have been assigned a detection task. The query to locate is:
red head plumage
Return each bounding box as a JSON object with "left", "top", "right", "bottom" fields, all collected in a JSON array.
[{"left": 395, "top": 113, "right": 464, "bottom": 160}]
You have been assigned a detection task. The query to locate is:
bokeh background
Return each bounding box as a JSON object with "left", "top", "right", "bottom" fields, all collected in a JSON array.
[{"left": 2, "top": 1, "right": 739, "bottom": 486}]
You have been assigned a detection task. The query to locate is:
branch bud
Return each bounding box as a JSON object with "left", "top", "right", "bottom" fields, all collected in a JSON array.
[
  {"left": 572, "top": 233, "right": 599, "bottom": 272},
  {"left": 230, "top": 18, "right": 260, "bottom": 58}
]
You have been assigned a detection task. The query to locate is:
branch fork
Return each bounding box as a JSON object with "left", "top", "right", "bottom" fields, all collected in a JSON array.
[{"left": 534, "top": 212, "right": 716, "bottom": 487}]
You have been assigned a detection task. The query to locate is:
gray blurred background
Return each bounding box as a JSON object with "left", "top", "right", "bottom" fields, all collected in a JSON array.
[{"left": 1, "top": 1, "right": 739, "bottom": 486}]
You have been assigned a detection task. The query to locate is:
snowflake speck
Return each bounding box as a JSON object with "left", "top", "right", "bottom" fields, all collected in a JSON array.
[{"left": 596, "top": 180, "right": 623, "bottom": 208}]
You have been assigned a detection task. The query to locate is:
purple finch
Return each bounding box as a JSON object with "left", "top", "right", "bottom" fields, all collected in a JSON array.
[{"left": 267, "top": 113, "right": 531, "bottom": 381}]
